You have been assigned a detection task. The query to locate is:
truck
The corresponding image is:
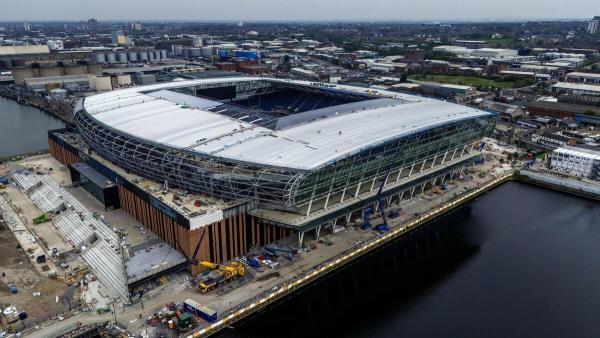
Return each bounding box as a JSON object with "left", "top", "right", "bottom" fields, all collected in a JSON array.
[
  {"left": 197, "top": 261, "right": 245, "bottom": 293},
  {"left": 183, "top": 299, "right": 218, "bottom": 323}
]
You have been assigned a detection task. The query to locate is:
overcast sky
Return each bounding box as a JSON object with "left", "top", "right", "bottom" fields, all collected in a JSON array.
[{"left": 0, "top": 0, "right": 596, "bottom": 22}]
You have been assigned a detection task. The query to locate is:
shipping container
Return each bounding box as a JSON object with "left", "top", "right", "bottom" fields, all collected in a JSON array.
[
  {"left": 234, "top": 50, "right": 258, "bottom": 60},
  {"left": 183, "top": 299, "right": 218, "bottom": 323}
]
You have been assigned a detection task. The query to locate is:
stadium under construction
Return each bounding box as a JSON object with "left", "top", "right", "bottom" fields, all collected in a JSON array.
[{"left": 48, "top": 77, "right": 496, "bottom": 277}]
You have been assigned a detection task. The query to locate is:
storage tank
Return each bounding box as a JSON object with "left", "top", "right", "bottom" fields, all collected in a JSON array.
[
  {"left": 138, "top": 51, "right": 149, "bottom": 61},
  {"left": 201, "top": 47, "right": 213, "bottom": 57},
  {"left": 148, "top": 51, "right": 155, "bottom": 62},
  {"left": 160, "top": 50, "right": 167, "bottom": 59},
  {"left": 105, "top": 53, "right": 117, "bottom": 64},
  {"left": 174, "top": 46, "right": 184, "bottom": 56},
  {"left": 128, "top": 52, "right": 138, "bottom": 62},
  {"left": 50, "top": 87, "right": 68, "bottom": 98},
  {"left": 93, "top": 53, "right": 106, "bottom": 64},
  {"left": 116, "top": 74, "right": 132, "bottom": 86},
  {"left": 50, "top": 88, "right": 68, "bottom": 100},
  {"left": 117, "top": 52, "right": 128, "bottom": 63},
  {"left": 189, "top": 48, "right": 202, "bottom": 57},
  {"left": 93, "top": 76, "right": 112, "bottom": 91},
  {"left": 153, "top": 50, "right": 161, "bottom": 61}
]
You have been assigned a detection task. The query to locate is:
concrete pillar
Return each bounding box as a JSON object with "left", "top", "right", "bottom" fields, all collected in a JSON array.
[
  {"left": 451, "top": 148, "right": 459, "bottom": 160},
  {"left": 323, "top": 191, "right": 332, "bottom": 210},
  {"left": 315, "top": 225, "right": 322, "bottom": 239},
  {"left": 369, "top": 177, "right": 378, "bottom": 192},
  {"left": 354, "top": 181, "right": 362, "bottom": 198},
  {"left": 441, "top": 150, "right": 449, "bottom": 164},
  {"left": 298, "top": 231, "right": 305, "bottom": 247},
  {"left": 408, "top": 163, "right": 416, "bottom": 177},
  {"left": 419, "top": 159, "right": 427, "bottom": 173},
  {"left": 430, "top": 154, "right": 438, "bottom": 169},
  {"left": 395, "top": 167, "right": 404, "bottom": 182}
]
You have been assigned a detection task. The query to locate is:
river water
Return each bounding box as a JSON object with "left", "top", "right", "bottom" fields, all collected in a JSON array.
[
  {"left": 0, "top": 96, "right": 65, "bottom": 157},
  {"left": 221, "top": 182, "right": 600, "bottom": 338}
]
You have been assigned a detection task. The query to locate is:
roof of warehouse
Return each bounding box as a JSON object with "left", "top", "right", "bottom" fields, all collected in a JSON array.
[
  {"left": 83, "top": 77, "right": 493, "bottom": 171},
  {"left": 0, "top": 45, "right": 50, "bottom": 55},
  {"left": 566, "top": 72, "right": 600, "bottom": 79},
  {"left": 552, "top": 82, "right": 600, "bottom": 92}
]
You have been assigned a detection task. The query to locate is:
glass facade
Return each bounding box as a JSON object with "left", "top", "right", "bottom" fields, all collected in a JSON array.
[
  {"left": 292, "top": 116, "right": 496, "bottom": 207},
  {"left": 75, "top": 109, "right": 496, "bottom": 212}
]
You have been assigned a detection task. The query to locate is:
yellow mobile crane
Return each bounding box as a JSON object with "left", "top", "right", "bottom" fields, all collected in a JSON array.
[{"left": 197, "top": 261, "right": 245, "bottom": 293}]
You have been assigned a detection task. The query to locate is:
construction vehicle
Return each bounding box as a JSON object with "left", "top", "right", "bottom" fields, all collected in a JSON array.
[
  {"left": 388, "top": 208, "right": 400, "bottom": 219},
  {"left": 0, "top": 168, "right": 27, "bottom": 184},
  {"left": 246, "top": 256, "right": 261, "bottom": 269},
  {"left": 197, "top": 260, "right": 245, "bottom": 293},
  {"left": 477, "top": 142, "right": 486, "bottom": 152},
  {"left": 264, "top": 245, "right": 296, "bottom": 261},
  {"left": 177, "top": 312, "right": 194, "bottom": 331},
  {"left": 33, "top": 213, "right": 50, "bottom": 224}
]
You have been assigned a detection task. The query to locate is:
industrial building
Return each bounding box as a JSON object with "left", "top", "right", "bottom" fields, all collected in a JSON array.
[
  {"left": 48, "top": 77, "right": 496, "bottom": 273},
  {"left": 565, "top": 72, "right": 600, "bottom": 85},
  {"left": 552, "top": 82, "right": 600, "bottom": 96},
  {"left": 551, "top": 146, "right": 600, "bottom": 180}
]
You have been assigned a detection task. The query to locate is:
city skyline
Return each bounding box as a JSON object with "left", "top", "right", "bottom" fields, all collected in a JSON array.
[{"left": 0, "top": 0, "right": 597, "bottom": 22}]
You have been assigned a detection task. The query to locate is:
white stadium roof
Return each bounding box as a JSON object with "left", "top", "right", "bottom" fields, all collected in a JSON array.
[{"left": 83, "top": 77, "right": 493, "bottom": 171}]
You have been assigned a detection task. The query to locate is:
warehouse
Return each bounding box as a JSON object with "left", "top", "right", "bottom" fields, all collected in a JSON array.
[
  {"left": 552, "top": 82, "right": 600, "bottom": 96},
  {"left": 565, "top": 72, "right": 600, "bottom": 85},
  {"left": 49, "top": 77, "right": 496, "bottom": 269}
]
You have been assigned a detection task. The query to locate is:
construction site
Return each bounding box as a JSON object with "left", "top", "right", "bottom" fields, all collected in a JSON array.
[{"left": 0, "top": 78, "right": 515, "bottom": 337}]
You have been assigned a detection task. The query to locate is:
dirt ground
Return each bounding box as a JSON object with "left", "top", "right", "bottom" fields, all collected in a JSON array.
[{"left": 0, "top": 229, "right": 69, "bottom": 325}]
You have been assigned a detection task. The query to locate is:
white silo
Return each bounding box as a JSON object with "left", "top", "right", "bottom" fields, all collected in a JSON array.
[
  {"left": 117, "top": 52, "right": 128, "bottom": 63},
  {"left": 106, "top": 53, "right": 117, "bottom": 64},
  {"left": 189, "top": 48, "right": 202, "bottom": 57},
  {"left": 94, "top": 53, "right": 107, "bottom": 64},
  {"left": 116, "top": 74, "right": 132, "bottom": 86},
  {"left": 128, "top": 52, "right": 138, "bottom": 62},
  {"left": 201, "top": 47, "right": 213, "bottom": 57},
  {"left": 138, "top": 51, "right": 149, "bottom": 61}
]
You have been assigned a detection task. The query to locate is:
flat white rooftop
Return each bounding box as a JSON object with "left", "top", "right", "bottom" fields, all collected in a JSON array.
[
  {"left": 552, "top": 82, "right": 600, "bottom": 92},
  {"left": 83, "top": 77, "right": 492, "bottom": 171}
]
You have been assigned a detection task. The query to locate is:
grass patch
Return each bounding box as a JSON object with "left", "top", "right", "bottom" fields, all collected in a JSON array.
[
  {"left": 409, "top": 74, "right": 532, "bottom": 89},
  {"left": 485, "top": 37, "right": 514, "bottom": 48}
]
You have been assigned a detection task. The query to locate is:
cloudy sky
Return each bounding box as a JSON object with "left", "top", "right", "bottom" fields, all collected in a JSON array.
[{"left": 0, "top": 0, "right": 596, "bottom": 21}]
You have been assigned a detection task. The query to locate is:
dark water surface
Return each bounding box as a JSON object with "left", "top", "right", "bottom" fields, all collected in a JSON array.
[
  {"left": 0, "top": 96, "right": 64, "bottom": 157},
  {"left": 220, "top": 182, "right": 600, "bottom": 338}
]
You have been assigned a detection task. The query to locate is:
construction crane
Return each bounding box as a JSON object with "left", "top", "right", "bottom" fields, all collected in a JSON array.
[
  {"left": 0, "top": 167, "right": 27, "bottom": 182},
  {"left": 361, "top": 207, "right": 373, "bottom": 230},
  {"left": 174, "top": 227, "right": 207, "bottom": 267},
  {"left": 373, "top": 174, "right": 390, "bottom": 232},
  {"left": 197, "top": 261, "right": 245, "bottom": 293},
  {"left": 364, "top": 150, "right": 403, "bottom": 232}
]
